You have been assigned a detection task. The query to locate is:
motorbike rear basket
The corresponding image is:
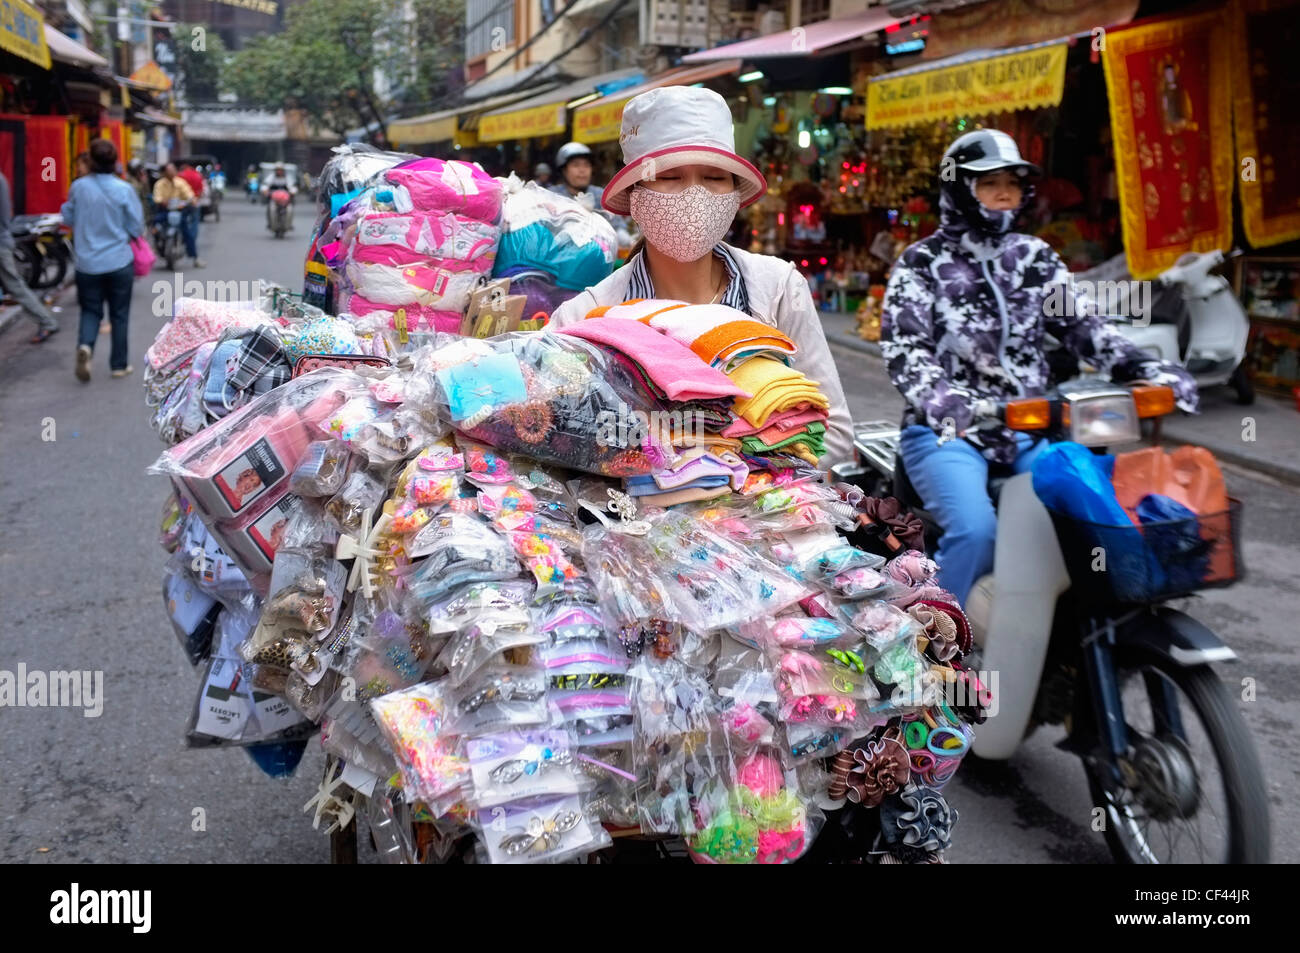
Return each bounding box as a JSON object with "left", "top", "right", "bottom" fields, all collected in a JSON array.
[{"left": 1047, "top": 498, "right": 1243, "bottom": 605}]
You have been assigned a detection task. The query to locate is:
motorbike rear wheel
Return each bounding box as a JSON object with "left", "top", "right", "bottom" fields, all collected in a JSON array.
[{"left": 1084, "top": 658, "right": 1269, "bottom": 863}]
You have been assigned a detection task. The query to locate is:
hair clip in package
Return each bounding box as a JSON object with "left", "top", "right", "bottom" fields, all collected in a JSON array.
[
  {"left": 466, "top": 729, "right": 591, "bottom": 807},
  {"left": 845, "top": 600, "right": 923, "bottom": 653},
  {"left": 438, "top": 607, "right": 543, "bottom": 686},
  {"left": 289, "top": 439, "right": 353, "bottom": 498},
  {"left": 448, "top": 665, "right": 549, "bottom": 735},
  {"left": 478, "top": 793, "right": 609, "bottom": 864},
  {"left": 324, "top": 471, "right": 386, "bottom": 535}
]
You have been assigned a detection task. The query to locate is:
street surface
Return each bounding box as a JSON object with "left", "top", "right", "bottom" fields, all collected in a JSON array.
[{"left": 1, "top": 198, "right": 1295, "bottom": 863}]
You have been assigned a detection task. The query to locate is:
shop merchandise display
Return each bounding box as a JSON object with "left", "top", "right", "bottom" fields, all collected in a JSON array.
[{"left": 140, "top": 151, "right": 989, "bottom": 864}]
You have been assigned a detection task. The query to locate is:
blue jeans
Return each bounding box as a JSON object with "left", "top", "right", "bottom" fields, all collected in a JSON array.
[
  {"left": 898, "top": 425, "right": 1048, "bottom": 604},
  {"left": 75, "top": 264, "right": 134, "bottom": 370}
]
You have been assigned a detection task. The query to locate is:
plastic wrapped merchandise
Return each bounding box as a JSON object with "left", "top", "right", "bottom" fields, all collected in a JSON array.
[
  {"left": 370, "top": 679, "right": 470, "bottom": 812},
  {"left": 493, "top": 178, "right": 618, "bottom": 291},
  {"left": 149, "top": 369, "right": 368, "bottom": 572},
  {"left": 409, "top": 331, "right": 680, "bottom": 478}
]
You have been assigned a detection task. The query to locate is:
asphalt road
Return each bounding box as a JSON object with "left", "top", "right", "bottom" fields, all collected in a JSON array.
[{"left": 0, "top": 198, "right": 1294, "bottom": 863}]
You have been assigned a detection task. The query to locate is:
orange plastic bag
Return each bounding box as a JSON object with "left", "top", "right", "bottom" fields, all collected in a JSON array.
[{"left": 1112, "top": 446, "right": 1233, "bottom": 582}]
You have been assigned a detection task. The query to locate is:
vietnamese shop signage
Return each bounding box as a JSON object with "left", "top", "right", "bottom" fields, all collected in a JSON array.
[
  {"left": 0, "top": 0, "right": 51, "bottom": 70},
  {"left": 213, "top": 0, "right": 279, "bottom": 13},
  {"left": 573, "top": 97, "right": 629, "bottom": 144},
  {"left": 866, "top": 44, "right": 1067, "bottom": 130},
  {"left": 478, "top": 102, "right": 566, "bottom": 143}
]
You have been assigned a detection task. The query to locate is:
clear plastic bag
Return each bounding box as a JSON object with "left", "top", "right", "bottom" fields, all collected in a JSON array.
[
  {"left": 474, "top": 792, "right": 611, "bottom": 864},
  {"left": 436, "top": 605, "right": 543, "bottom": 686},
  {"left": 370, "top": 679, "right": 469, "bottom": 807},
  {"left": 466, "top": 728, "right": 592, "bottom": 807},
  {"left": 446, "top": 664, "right": 549, "bottom": 735}
]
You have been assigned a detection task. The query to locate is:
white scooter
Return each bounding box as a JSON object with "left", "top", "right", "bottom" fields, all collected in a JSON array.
[
  {"left": 1078, "top": 249, "right": 1253, "bottom": 404},
  {"left": 832, "top": 380, "right": 1269, "bottom": 863}
]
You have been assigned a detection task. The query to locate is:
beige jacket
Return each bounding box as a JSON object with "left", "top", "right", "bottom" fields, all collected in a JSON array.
[{"left": 550, "top": 244, "right": 854, "bottom": 466}]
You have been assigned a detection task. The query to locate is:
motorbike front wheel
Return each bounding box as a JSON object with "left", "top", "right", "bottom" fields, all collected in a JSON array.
[{"left": 1084, "top": 657, "right": 1269, "bottom": 863}]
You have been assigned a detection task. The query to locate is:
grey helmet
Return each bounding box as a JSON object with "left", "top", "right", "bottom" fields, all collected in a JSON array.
[
  {"left": 534, "top": 162, "right": 552, "bottom": 176},
  {"left": 555, "top": 141, "right": 592, "bottom": 170}
]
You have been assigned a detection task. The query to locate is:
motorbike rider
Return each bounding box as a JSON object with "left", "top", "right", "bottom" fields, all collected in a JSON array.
[
  {"left": 152, "top": 162, "right": 203, "bottom": 268},
  {"left": 549, "top": 142, "right": 628, "bottom": 240},
  {"left": 880, "top": 129, "right": 1198, "bottom": 604},
  {"left": 263, "top": 164, "right": 295, "bottom": 232}
]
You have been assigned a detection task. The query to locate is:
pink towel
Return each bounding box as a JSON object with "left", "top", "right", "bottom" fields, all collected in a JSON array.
[
  {"left": 721, "top": 406, "right": 826, "bottom": 439},
  {"left": 557, "top": 317, "right": 750, "bottom": 402}
]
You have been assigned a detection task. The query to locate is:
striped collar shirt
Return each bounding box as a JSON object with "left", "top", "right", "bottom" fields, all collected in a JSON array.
[{"left": 624, "top": 244, "right": 751, "bottom": 316}]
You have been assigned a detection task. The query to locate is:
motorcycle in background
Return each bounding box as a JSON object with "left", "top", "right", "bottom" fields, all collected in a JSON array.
[
  {"left": 9, "top": 213, "right": 75, "bottom": 289},
  {"left": 155, "top": 199, "right": 187, "bottom": 271},
  {"left": 833, "top": 380, "right": 1270, "bottom": 863},
  {"left": 265, "top": 187, "right": 294, "bottom": 239},
  {"left": 1078, "top": 250, "right": 1254, "bottom": 404},
  {"left": 247, "top": 174, "right": 260, "bottom": 203}
]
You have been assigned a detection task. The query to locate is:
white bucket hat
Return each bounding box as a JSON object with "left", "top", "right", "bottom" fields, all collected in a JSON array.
[{"left": 601, "top": 86, "right": 768, "bottom": 216}]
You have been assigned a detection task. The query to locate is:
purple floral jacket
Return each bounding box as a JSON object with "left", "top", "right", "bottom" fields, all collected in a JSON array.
[{"left": 880, "top": 192, "right": 1197, "bottom": 463}]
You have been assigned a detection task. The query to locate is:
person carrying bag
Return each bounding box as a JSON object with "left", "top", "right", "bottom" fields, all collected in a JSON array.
[{"left": 61, "top": 139, "right": 145, "bottom": 382}]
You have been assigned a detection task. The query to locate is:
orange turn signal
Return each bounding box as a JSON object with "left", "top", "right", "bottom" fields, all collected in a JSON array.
[
  {"left": 1004, "top": 398, "right": 1051, "bottom": 431},
  {"left": 1132, "top": 385, "right": 1176, "bottom": 418}
]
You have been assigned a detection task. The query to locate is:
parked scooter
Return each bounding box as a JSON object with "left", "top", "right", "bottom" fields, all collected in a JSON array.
[
  {"left": 154, "top": 199, "right": 187, "bottom": 271},
  {"left": 1079, "top": 250, "right": 1254, "bottom": 404},
  {"left": 9, "top": 213, "right": 74, "bottom": 289},
  {"left": 833, "top": 379, "right": 1270, "bottom": 863},
  {"left": 265, "top": 187, "right": 293, "bottom": 238}
]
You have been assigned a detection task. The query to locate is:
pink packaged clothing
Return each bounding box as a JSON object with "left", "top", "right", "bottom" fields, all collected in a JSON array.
[
  {"left": 342, "top": 295, "right": 463, "bottom": 334},
  {"left": 722, "top": 406, "right": 827, "bottom": 439},
  {"left": 146, "top": 297, "right": 269, "bottom": 371},
  {"left": 556, "top": 318, "right": 750, "bottom": 402},
  {"left": 344, "top": 260, "right": 484, "bottom": 310},
  {"left": 352, "top": 211, "right": 498, "bottom": 267},
  {"left": 383, "top": 159, "right": 504, "bottom": 223}
]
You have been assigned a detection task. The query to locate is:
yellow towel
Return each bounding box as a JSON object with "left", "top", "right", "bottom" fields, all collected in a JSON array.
[{"left": 730, "top": 357, "right": 830, "bottom": 427}]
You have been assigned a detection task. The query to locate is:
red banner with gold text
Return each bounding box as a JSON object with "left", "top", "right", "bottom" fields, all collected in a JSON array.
[
  {"left": 1232, "top": 0, "right": 1300, "bottom": 248},
  {"left": 1101, "top": 9, "right": 1234, "bottom": 278}
]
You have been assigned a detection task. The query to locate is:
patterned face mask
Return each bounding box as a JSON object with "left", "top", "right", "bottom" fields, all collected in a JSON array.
[{"left": 630, "top": 184, "right": 742, "bottom": 263}]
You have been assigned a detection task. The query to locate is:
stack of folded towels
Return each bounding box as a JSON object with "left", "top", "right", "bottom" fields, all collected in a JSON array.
[
  {"left": 595, "top": 300, "right": 830, "bottom": 468},
  {"left": 559, "top": 299, "right": 832, "bottom": 503}
]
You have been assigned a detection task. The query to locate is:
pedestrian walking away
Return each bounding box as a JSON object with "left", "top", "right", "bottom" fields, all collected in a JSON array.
[
  {"left": 61, "top": 138, "right": 145, "bottom": 382},
  {"left": 0, "top": 170, "right": 61, "bottom": 343}
]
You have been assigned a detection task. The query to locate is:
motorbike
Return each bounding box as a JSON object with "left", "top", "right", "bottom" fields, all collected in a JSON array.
[
  {"left": 154, "top": 199, "right": 187, "bottom": 271},
  {"left": 9, "top": 213, "right": 75, "bottom": 289},
  {"left": 264, "top": 186, "right": 294, "bottom": 238},
  {"left": 832, "top": 379, "right": 1271, "bottom": 863},
  {"left": 1079, "top": 249, "right": 1254, "bottom": 405},
  {"left": 247, "top": 175, "right": 260, "bottom": 203}
]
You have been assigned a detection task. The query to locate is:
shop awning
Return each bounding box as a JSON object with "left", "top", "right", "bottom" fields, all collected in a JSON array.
[
  {"left": 136, "top": 108, "right": 180, "bottom": 127},
  {"left": 388, "top": 88, "right": 554, "bottom": 147},
  {"left": 44, "top": 23, "right": 108, "bottom": 69},
  {"left": 866, "top": 37, "right": 1072, "bottom": 131},
  {"left": 573, "top": 60, "right": 742, "bottom": 144},
  {"left": 921, "top": 0, "right": 1138, "bottom": 60},
  {"left": 1, "top": 0, "right": 50, "bottom": 69},
  {"left": 477, "top": 67, "right": 644, "bottom": 143},
  {"left": 683, "top": 10, "right": 898, "bottom": 63}
]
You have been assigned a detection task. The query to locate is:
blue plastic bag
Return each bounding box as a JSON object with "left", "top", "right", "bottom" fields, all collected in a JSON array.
[
  {"left": 1136, "top": 494, "right": 1211, "bottom": 594},
  {"left": 1032, "top": 442, "right": 1167, "bottom": 601}
]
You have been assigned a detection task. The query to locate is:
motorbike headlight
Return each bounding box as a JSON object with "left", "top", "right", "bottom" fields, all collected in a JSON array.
[{"left": 1063, "top": 391, "right": 1140, "bottom": 447}]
